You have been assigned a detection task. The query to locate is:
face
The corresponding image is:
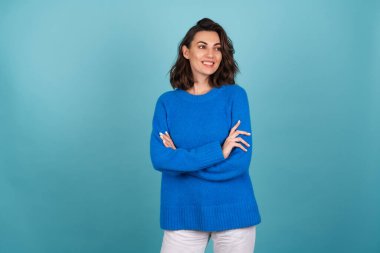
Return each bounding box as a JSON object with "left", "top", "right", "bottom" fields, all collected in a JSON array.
[{"left": 182, "top": 31, "right": 222, "bottom": 80}]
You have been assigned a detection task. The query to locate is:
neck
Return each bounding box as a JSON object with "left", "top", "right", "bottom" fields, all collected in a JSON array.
[
  {"left": 188, "top": 74, "right": 212, "bottom": 93},
  {"left": 188, "top": 83, "right": 212, "bottom": 95}
]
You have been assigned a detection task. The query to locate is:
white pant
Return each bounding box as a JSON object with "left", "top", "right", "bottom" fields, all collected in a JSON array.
[{"left": 160, "top": 226, "right": 256, "bottom": 253}]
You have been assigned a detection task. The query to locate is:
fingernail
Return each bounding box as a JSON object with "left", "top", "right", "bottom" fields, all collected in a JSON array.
[
  {"left": 165, "top": 131, "right": 168, "bottom": 134},
  {"left": 248, "top": 133, "right": 251, "bottom": 135},
  {"left": 159, "top": 132, "right": 163, "bottom": 136},
  {"left": 238, "top": 120, "right": 240, "bottom": 123}
]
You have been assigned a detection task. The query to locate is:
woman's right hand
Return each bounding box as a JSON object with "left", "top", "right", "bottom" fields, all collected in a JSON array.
[{"left": 222, "top": 120, "right": 251, "bottom": 159}]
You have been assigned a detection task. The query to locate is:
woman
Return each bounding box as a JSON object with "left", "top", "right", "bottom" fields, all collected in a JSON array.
[{"left": 150, "top": 18, "right": 261, "bottom": 253}]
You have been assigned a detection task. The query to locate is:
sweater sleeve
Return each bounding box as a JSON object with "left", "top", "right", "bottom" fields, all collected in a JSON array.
[
  {"left": 149, "top": 94, "right": 226, "bottom": 173},
  {"left": 187, "top": 87, "right": 254, "bottom": 181}
]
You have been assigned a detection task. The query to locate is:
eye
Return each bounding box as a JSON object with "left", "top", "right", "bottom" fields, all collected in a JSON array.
[
  {"left": 199, "top": 45, "right": 205, "bottom": 49},
  {"left": 215, "top": 47, "right": 221, "bottom": 51}
]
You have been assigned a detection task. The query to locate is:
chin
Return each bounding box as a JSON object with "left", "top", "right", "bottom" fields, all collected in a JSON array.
[{"left": 207, "top": 69, "right": 218, "bottom": 75}]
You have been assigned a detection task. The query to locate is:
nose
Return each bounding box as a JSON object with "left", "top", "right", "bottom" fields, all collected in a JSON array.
[{"left": 206, "top": 48, "right": 215, "bottom": 58}]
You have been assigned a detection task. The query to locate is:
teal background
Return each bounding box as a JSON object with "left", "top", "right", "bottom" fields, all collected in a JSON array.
[{"left": 1, "top": 0, "right": 379, "bottom": 252}]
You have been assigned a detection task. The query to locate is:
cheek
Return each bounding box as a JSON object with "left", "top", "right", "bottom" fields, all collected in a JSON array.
[
  {"left": 214, "top": 53, "right": 222, "bottom": 63},
  {"left": 216, "top": 57, "right": 222, "bottom": 66},
  {"left": 190, "top": 52, "right": 202, "bottom": 63},
  {"left": 195, "top": 52, "right": 205, "bottom": 60}
]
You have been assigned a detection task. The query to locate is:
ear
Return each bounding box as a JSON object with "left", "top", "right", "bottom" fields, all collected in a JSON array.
[{"left": 182, "top": 45, "right": 189, "bottom": 59}]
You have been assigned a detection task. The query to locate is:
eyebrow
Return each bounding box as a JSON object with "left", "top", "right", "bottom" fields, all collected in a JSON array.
[{"left": 197, "top": 41, "right": 221, "bottom": 46}]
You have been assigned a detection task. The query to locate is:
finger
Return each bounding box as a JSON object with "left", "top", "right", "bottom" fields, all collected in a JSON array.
[
  {"left": 229, "top": 120, "right": 241, "bottom": 134},
  {"left": 230, "top": 120, "right": 241, "bottom": 134},
  {"left": 162, "top": 138, "right": 175, "bottom": 149},
  {"left": 160, "top": 132, "right": 176, "bottom": 149},
  {"left": 164, "top": 132, "right": 174, "bottom": 144},
  {"left": 159, "top": 133, "right": 170, "bottom": 145},
  {"left": 159, "top": 132, "right": 166, "bottom": 141},
  {"left": 168, "top": 142, "right": 175, "bottom": 149},
  {"left": 160, "top": 133, "right": 169, "bottom": 142},
  {"left": 232, "top": 130, "right": 251, "bottom": 138},
  {"left": 237, "top": 130, "right": 251, "bottom": 136},
  {"left": 162, "top": 139, "right": 170, "bottom": 148},
  {"left": 160, "top": 132, "right": 170, "bottom": 141},
  {"left": 236, "top": 137, "right": 250, "bottom": 147},
  {"left": 162, "top": 134, "right": 175, "bottom": 149},
  {"left": 235, "top": 143, "right": 247, "bottom": 152}
]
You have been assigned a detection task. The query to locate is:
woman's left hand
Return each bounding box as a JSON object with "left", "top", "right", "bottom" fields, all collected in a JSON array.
[{"left": 159, "top": 131, "right": 177, "bottom": 150}]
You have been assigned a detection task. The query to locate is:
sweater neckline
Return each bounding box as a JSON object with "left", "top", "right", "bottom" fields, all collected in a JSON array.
[{"left": 176, "top": 85, "right": 224, "bottom": 102}]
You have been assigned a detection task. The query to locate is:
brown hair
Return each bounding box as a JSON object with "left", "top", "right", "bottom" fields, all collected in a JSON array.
[{"left": 168, "top": 18, "right": 239, "bottom": 90}]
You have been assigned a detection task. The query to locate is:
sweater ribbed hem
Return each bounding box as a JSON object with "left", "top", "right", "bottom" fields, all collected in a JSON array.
[{"left": 160, "top": 200, "right": 261, "bottom": 232}]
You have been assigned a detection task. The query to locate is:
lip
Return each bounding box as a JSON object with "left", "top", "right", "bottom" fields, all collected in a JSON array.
[{"left": 202, "top": 61, "right": 215, "bottom": 67}]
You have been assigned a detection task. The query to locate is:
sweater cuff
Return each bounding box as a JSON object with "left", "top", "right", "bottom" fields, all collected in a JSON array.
[{"left": 198, "top": 141, "right": 225, "bottom": 167}]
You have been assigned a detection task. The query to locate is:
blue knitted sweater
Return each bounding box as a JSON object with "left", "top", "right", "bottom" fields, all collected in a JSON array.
[{"left": 150, "top": 83, "right": 261, "bottom": 232}]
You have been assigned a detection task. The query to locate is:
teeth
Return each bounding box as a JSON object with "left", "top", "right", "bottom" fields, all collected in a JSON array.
[{"left": 202, "top": 61, "right": 214, "bottom": 65}]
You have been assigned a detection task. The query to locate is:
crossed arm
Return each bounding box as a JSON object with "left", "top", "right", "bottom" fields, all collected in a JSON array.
[{"left": 149, "top": 87, "right": 254, "bottom": 181}]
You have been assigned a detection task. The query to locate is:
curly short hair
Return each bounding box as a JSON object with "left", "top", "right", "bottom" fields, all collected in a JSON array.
[{"left": 168, "top": 18, "right": 239, "bottom": 90}]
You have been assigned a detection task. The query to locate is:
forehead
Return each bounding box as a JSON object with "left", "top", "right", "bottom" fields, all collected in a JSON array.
[{"left": 193, "top": 31, "right": 220, "bottom": 43}]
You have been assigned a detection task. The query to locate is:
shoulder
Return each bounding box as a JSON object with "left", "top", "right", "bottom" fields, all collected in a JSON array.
[
  {"left": 222, "top": 83, "right": 249, "bottom": 99},
  {"left": 156, "top": 89, "right": 177, "bottom": 104},
  {"left": 223, "top": 83, "right": 247, "bottom": 92}
]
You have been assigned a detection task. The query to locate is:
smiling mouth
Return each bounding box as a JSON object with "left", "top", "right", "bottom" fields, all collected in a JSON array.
[{"left": 202, "top": 61, "right": 214, "bottom": 66}]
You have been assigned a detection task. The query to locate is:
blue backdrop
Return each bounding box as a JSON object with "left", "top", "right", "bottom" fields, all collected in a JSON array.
[{"left": 1, "top": 0, "right": 379, "bottom": 252}]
